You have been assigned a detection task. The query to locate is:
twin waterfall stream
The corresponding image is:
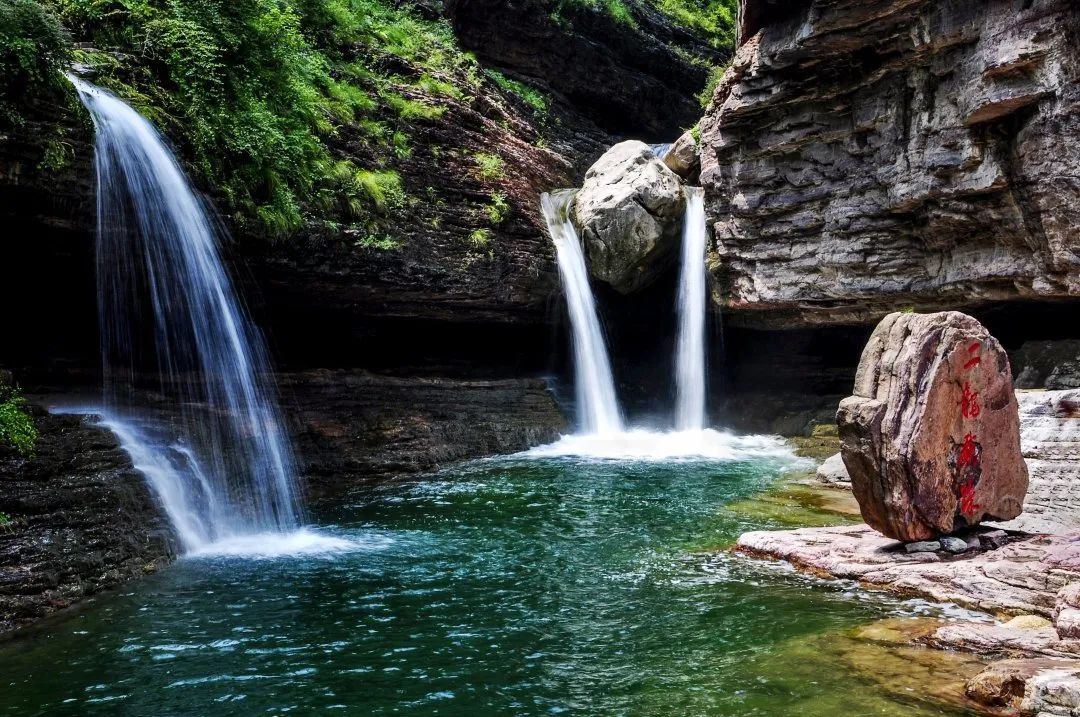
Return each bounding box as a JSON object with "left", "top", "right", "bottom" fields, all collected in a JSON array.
[{"left": 540, "top": 184, "right": 710, "bottom": 440}]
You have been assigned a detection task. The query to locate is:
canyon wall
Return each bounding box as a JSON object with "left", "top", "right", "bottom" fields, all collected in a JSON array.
[{"left": 700, "top": 0, "right": 1080, "bottom": 330}]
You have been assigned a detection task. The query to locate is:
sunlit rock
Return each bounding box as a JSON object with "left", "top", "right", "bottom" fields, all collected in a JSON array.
[
  {"left": 837, "top": 311, "right": 1028, "bottom": 542},
  {"left": 662, "top": 130, "right": 699, "bottom": 180},
  {"left": 572, "top": 140, "right": 685, "bottom": 294}
]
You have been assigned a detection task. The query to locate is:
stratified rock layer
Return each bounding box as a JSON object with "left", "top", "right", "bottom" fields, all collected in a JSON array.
[
  {"left": 280, "top": 371, "right": 568, "bottom": 499},
  {"left": 700, "top": 0, "right": 1080, "bottom": 328},
  {"left": 837, "top": 312, "right": 1028, "bottom": 541},
  {"left": 0, "top": 410, "right": 176, "bottom": 634},
  {"left": 572, "top": 140, "right": 686, "bottom": 293}
]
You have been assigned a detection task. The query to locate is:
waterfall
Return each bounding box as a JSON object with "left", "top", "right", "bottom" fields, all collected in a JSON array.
[
  {"left": 70, "top": 77, "right": 302, "bottom": 551},
  {"left": 540, "top": 191, "right": 624, "bottom": 435},
  {"left": 674, "top": 187, "right": 708, "bottom": 431}
]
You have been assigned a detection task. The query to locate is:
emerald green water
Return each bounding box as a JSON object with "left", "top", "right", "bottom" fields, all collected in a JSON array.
[{"left": 0, "top": 455, "right": 982, "bottom": 716}]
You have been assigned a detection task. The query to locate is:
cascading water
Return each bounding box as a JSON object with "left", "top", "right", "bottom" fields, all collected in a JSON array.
[
  {"left": 540, "top": 190, "right": 625, "bottom": 435},
  {"left": 534, "top": 185, "right": 746, "bottom": 460},
  {"left": 650, "top": 143, "right": 673, "bottom": 160},
  {"left": 69, "top": 77, "right": 304, "bottom": 552},
  {"left": 674, "top": 187, "right": 708, "bottom": 431}
]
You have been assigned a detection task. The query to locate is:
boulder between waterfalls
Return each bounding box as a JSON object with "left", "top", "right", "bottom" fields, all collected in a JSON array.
[
  {"left": 837, "top": 311, "right": 1028, "bottom": 542},
  {"left": 662, "top": 130, "right": 700, "bottom": 181},
  {"left": 572, "top": 140, "right": 685, "bottom": 294}
]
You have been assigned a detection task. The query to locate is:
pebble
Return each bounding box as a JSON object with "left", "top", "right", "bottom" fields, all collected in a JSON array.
[
  {"left": 940, "top": 537, "right": 971, "bottom": 554},
  {"left": 980, "top": 530, "right": 1010, "bottom": 550},
  {"left": 905, "top": 540, "right": 942, "bottom": 553}
]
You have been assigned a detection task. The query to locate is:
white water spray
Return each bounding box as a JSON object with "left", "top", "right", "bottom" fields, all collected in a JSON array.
[
  {"left": 69, "top": 77, "right": 304, "bottom": 550},
  {"left": 674, "top": 187, "right": 708, "bottom": 431},
  {"left": 541, "top": 190, "right": 625, "bottom": 435}
]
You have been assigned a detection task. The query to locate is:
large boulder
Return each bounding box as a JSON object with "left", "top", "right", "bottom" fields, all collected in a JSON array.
[
  {"left": 837, "top": 311, "right": 1029, "bottom": 542},
  {"left": 572, "top": 140, "right": 686, "bottom": 293}
]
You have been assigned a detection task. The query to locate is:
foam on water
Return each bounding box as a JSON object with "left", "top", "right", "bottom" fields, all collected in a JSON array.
[
  {"left": 185, "top": 529, "right": 372, "bottom": 560},
  {"left": 522, "top": 428, "right": 801, "bottom": 462}
]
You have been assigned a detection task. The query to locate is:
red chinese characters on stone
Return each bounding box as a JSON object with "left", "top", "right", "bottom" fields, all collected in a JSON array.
[
  {"left": 949, "top": 342, "right": 987, "bottom": 522},
  {"left": 963, "top": 341, "right": 983, "bottom": 371},
  {"left": 958, "top": 381, "right": 981, "bottom": 419},
  {"left": 957, "top": 433, "right": 979, "bottom": 472},
  {"left": 959, "top": 480, "right": 980, "bottom": 518}
]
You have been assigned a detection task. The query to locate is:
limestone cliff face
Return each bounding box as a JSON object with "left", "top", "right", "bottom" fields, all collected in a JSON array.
[{"left": 700, "top": 0, "right": 1080, "bottom": 329}]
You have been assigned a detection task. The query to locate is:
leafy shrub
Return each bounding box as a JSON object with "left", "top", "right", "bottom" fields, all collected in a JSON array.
[
  {"left": 697, "top": 61, "right": 731, "bottom": 108},
  {"left": 354, "top": 169, "right": 404, "bottom": 214},
  {"left": 652, "top": 0, "right": 737, "bottom": 50},
  {"left": 552, "top": 0, "right": 636, "bottom": 27},
  {"left": 473, "top": 152, "right": 505, "bottom": 180},
  {"left": 468, "top": 228, "right": 492, "bottom": 247},
  {"left": 46, "top": 0, "right": 477, "bottom": 238},
  {"left": 0, "top": 384, "right": 37, "bottom": 457},
  {"left": 486, "top": 192, "right": 509, "bottom": 224},
  {"left": 0, "top": 0, "right": 69, "bottom": 126}
]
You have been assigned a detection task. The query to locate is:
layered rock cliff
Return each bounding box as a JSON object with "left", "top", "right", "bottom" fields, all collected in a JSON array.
[
  {"left": 700, "top": 0, "right": 1080, "bottom": 329},
  {"left": 0, "top": 410, "right": 176, "bottom": 634}
]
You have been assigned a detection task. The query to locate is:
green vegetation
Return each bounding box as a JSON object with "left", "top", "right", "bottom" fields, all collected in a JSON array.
[
  {"left": 485, "top": 69, "right": 547, "bottom": 116},
  {"left": 652, "top": 0, "right": 737, "bottom": 50},
  {"left": 552, "top": 0, "right": 737, "bottom": 50},
  {"left": 384, "top": 92, "right": 446, "bottom": 121},
  {"left": 16, "top": 0, "right": 487, "bottom": 239},
  {"left": 473, "top": 152, "right": 505, "bottom": 180},
  {"left": 468, "top": 228, "right": 492, "bottom": 247},
  {"left": 552, "top": 0, "right": 636, "bottom": 27},
  {"left": 356, "top": 234, "right": 401, "bottom": 250},
  {"left": 0, "top": 0, "right": 69, "bottom": 126},
  {"left": 354, "top": 169, "right": 404, "bottom": 214},
  {"left": 0, "top": 383, "right": 37, "bottom": 457},
  {"left": 486, "top": 192, "right": 510, "bottom": 224},
  {"left": 0, "top": 512, "right": 10, "bottom": 530},
  {"left": 547, "top": 0, "right": 739, "bottom": 109},
  {"left": 697, "top": 60, "right": 732, "bottom": 107}
]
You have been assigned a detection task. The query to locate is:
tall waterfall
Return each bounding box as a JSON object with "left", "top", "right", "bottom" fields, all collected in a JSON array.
[
  {"left": 674, "top": 187, "right": 708, "bottom": 431},
  {"left": 70, "top": 77, "right": 302, "bottom": 551},
  {"left": 540, "top": 191, "right": 624, "bottom": 435}
]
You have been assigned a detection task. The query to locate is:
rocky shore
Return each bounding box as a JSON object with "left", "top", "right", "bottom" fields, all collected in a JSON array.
[{"left": 0, "top": 409, "right": 176, "bottom": 635}]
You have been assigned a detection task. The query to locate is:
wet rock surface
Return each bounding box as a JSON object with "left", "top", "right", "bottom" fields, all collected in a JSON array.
[
  {"left": 572, "top": 140, "right": 686, "bottom": 294},
  {"left": 280, "top": 370, "right": 568, "bottom": 500},
  {"left": 0, "top": 409, "right": 176, "bottom": 634},
  {"left": 838, "top": 312, "right": 1028, "bottom": 541},
  {"left": 700, "top": 0, "right": 1080, "bottom": 329}
]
